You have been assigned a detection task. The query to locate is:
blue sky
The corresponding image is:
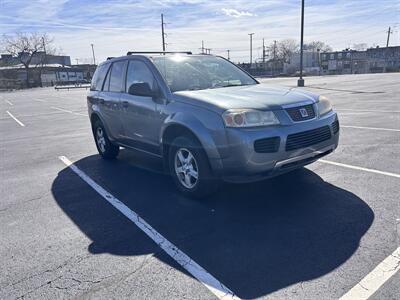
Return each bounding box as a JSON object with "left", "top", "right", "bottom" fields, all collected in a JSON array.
[{"left": 0, "top": 0, "right": 399, "bottom": 63}]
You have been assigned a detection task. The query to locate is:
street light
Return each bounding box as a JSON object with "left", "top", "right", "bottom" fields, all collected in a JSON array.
[
  {"left": 298, "top": 0, "right": 305, "bottom": 87},
  {"left": 91, "top": 43, "right": 96, "bottom": 66},
  {"left": 248, "top": 33, "right": 254, "bottom": 66}
]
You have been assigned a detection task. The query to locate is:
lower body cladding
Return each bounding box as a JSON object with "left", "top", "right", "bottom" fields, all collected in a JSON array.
[{"left": 214, "top": 112, "right": 339, "bottom": 183}]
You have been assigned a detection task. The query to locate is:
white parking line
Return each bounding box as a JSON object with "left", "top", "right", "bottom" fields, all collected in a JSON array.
[
  {"left": 51, "top": 106, "right": 73, "bottom": 114},
  {"left": 6, "top": 111, "right": 25, "bottom": 127},
  {"left": 5, "top": 100, "right": 13, "bottom": 106},
  {"left": 341, "top": 125, "right": 400, "bottom": 132},
  {"left": 59, "top": 156, "right": 240, "bottom": 300},
  {"left": 336, "top": 109, "right": 400, "bottom": 113},
  {"left": 34, "top": 99, "right": 47, "bottom": 102},
  {"left": 51, "top": 106, "right": 87, "bottom": 117},
  {"left": 340, "top": 247, "right": 400, "bottom": 300},
  {"left": 74, "top": 112, "right": 88, "bottom": 116},
  {"left": 319, "top": 160, "right": 400, "bottom": 178}
]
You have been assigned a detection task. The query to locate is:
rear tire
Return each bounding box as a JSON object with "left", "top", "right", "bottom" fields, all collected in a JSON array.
[
  {"left": 168, "top": 136, "right": 218, "bottom": 198},
  {"left": 92, "top": 120, "right": 119, "bottom": 159}
]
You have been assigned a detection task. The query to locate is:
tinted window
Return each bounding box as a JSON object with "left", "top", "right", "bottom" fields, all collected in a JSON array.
[
  {"left": 102, "top": 67, "right": 111, "bottom": 91},
  {"left": 90, "top": 63, "right": 109, "bottom": 91},
  {"left": 126, "top": 60, "right": 155, "bottom": 92},
  {"left": 109, "top": 60, "right": 126, "bottom": 92}
]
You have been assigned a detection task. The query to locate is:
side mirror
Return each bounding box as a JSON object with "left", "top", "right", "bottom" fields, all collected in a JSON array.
[{"left": 128, "top": 82, "right": 157, "bottom": 97}]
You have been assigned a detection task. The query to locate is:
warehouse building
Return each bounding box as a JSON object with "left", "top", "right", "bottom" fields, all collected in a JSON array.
[
  {"left": 320, "top": 46, "right": 400, "bottom": 75},
  {"left": 0, "top": 53, "right": 93, "bottom": 89}
]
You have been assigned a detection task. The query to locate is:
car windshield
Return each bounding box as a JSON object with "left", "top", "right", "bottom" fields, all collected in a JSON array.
[{"left": 151, "top": 55, "right": 257, "bottom": 92}]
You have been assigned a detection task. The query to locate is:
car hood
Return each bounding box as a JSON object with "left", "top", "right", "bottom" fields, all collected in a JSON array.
[{"left": 173, "top": 83, "right": 319, "bottom": 112}]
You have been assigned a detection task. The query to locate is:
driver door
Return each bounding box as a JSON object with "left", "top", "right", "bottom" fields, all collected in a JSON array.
[{"left": 120, "top": 59, "right": 163, "bottom": 155}]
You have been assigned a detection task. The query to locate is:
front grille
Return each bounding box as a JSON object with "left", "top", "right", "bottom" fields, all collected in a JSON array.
[
  {"left": 286, "top": 126, "right": 332, "bottom": 151},
  {"left": 332, "top": 119, "right": 340, "bottom": 134},
  {"left": 254, "top": 137, "right": 280, "bottom": 153},
  {"left": 285, "top": 104, "right": 315, "bottom": 121}
]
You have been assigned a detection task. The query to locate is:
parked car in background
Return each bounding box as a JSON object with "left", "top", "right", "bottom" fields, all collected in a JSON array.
[{"left": 87, "top": 52, "right": 339, "bottom": 197}]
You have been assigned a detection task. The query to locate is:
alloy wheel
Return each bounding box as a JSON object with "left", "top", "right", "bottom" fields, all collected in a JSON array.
[
  {"left": 96, "top": 127, "right": 106, "bottom": 153},
  {"left": 174, "top": 148, "right": 199, "bottom": 189}
]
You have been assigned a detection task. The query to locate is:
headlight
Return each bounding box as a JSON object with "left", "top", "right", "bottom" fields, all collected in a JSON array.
[
  {"left": 222, "top": 109, "right": 280, "bottom": 127},
  {"left": 317, "top": 96, "right": 332, "bottom": 116}
]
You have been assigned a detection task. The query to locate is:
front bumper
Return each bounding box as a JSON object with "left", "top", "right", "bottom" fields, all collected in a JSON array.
[{"left": 218, "top": 111, "right": 339, "bottom": 183}]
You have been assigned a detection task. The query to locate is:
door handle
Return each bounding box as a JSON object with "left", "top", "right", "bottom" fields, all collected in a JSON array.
[{"left": 122, "top": 101, "right": 129, "bottom": 108}]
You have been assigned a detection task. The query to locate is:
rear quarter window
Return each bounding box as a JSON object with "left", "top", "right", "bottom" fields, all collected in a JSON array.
[{"left": 90, "top": 63, "right": 110, "bottom": 91}]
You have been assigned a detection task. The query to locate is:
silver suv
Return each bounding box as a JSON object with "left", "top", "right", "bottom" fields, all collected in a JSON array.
[{"left": 88, "top": 52, "right": 339, "bottom": 197}]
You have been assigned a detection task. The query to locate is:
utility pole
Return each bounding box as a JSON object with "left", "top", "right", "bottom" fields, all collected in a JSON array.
[
  {"left": 297, "top": 0, "right": 305, "bottom": 87},
  {"left": 161, "top": 14, "right": 166, "bottom": 52},
  {"left": 248, "top": 33, "right": 254, "bottom": 65},
  {"left": 75, "top": 58, "right": 79, "bottom": 65},
  {"left": 41, "top": 37, "right": 46, "bottom": 54},
  {"left": 41, "top": 36, "right": 47, "bottom": 65},
  {"left": 40, "top": 36, "right": 47, "bottom": 87},
  {"left": 262, "top": 38, "right": 266, "bottom": 64},
  {"left": 227, "top": 49, "right": 230, "bottom": 60},
  {"left": 91, "top": 43, "right": 96, "bottom": 65},
  {"left": 273, "top": 40, "right": 277, "bottom": 59},
  {"left": 386, "top": 26, "right": 393, "bottom": 47},
  {"left": 201, "top": 40, "right": 205, "bottom": 54}
]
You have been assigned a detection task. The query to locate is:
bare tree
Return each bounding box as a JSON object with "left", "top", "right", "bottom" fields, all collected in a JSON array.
[
  {"left": 276, "top": 39, "right": 299, "bottom": 63},
  {"left": 2, "top": 32, "right": 54, "bottom": 87},
  {"left": 304, "top": 41, "right": 332, "bottom": 52}
]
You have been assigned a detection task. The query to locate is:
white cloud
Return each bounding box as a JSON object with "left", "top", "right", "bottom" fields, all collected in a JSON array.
[
  {"left": 1, "top": 0, "right": 398, "bottom": 63},
  {"left": 221, "top": 8, "right": 254, "bottom": 18}
]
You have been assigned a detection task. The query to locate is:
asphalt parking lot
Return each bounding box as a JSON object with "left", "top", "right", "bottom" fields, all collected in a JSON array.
[{"left": 1, "top": 73, "right": 399, "bottom": 299}]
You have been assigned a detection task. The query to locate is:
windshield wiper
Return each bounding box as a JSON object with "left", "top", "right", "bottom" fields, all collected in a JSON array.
[{"left": 209, "top": 83, "right": 254, "bottom": 89}]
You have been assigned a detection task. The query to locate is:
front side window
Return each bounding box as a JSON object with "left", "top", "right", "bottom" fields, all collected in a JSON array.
[
  {"left": 152, "top": 55, "right": 257, "bottom": 92},
  {"left": 126, "top": 60, "right": 155, "bottom": 92},
  {"left": 109, "top": 60, "right": 126, "bottom": 92}
]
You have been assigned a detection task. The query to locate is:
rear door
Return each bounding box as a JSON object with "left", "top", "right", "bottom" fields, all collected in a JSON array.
[
  {"left": 119, "top": 59, "right": 163, "bottom": 154},
  {"left": 97, "top": 60, "right": 127, "bottom": 140}
]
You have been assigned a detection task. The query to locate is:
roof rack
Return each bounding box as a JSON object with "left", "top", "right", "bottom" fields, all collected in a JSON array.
[{"left": 126, "top": 51, "right": 192, "bottom": 55}]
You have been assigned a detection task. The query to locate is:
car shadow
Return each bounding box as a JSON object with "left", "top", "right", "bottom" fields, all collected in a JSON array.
[{"left": 51, "top": 149, "right": 374, "bottom": 298}]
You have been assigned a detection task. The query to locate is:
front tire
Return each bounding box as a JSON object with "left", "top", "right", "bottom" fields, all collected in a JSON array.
[
  {"left": 92, "top": 120, "right": 119, "bottom": 159},
  {"left": 168, "top": 136, "right": 218, "bottom": 198}
]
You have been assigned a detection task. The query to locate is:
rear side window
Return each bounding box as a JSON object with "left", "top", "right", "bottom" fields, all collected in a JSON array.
[
  {"left": 102, "top": 67, "right": 111, "bottom": 91},
  {"left": 90, "top": 63, "right": 109, "bottom": 91},
  {"left": 109, "top": 60, "right": 127, "bottom": 92},
  {"left": 126, "top": 60, "right": 155, "bottom": 92}
]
